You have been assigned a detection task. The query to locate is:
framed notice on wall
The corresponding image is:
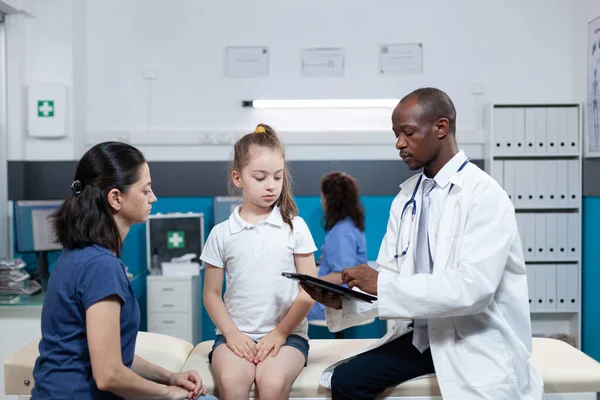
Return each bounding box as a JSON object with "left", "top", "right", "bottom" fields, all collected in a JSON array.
[{"left": 586, "top": 16, "right": 600, "bottom": 157}]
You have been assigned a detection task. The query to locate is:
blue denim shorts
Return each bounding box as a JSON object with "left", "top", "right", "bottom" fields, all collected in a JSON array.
[{"left": 208, "top": 334, "right": 309, "bottom": 366}]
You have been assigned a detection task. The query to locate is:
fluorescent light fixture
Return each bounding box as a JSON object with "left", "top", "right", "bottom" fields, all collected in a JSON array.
[{"left": 242, "top": 99, "right": 400, "bottom": 109}]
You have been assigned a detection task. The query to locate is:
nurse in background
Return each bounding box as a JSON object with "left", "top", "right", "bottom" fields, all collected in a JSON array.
[{"left": 307, "top": 172, "right": 367, "bottom": 321}]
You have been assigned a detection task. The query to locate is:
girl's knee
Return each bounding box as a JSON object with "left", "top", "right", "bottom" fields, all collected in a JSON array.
[
  {"left": 256, "top": 376, "right": 288, "bottom": 399},
  {"left": 217, "top": 372, "right": 253, "bottom": 397}
]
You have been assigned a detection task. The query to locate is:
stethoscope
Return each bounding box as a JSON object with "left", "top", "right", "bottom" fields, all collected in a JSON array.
[{"left": 395, "top": 158, "right": 470, "bottom": 259}]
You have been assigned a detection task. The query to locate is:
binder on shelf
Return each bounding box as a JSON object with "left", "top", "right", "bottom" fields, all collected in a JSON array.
[
  {"left": 534, "top": 161, "right": 547, "bottom": 208},
  {"left": 513, "top": 108, "right": 525, "bottom": 154},
  {"left": 567, "top": 213, "right": 579, "bottom": 258},
  {"left": 535, "top": 214, "right": 547, "bottom": 261},
  {"left": 534, "top": 108, "right": 547, "bottom": 154},
  {"left": 524, "top": 108, "right": 537, "bottom": 152},
  {"left": 545, "top": 214, "right": 557, "bottom": 259},
  {"left": 556, "top": 160, "right": 569, "bottom": 208},
  {"left": 514, "top": 161, "right": 527, "bottom": 208},
  {"left": 524, "top": 213, "right": 536, "bottom": 261},
  {"left": 556, "top": 108, "right": 569, "bottom": 152},
  {"left": 567, "top": 107, "right": 579, "bottom": 152},
  {"left": 493, "top": 108, "right": 506, "bottom": 154},
  {"left": 567, "top": 263, "right": 579, "bottom": 312},
  {"left": 555, "top": 213, "right": 569, "bottom": 261},
  {"left": 544, "top": 264, "right": 557, "bottom": 312},
  {"left": 567, "top": 160, "right": 580, "bottom": 208},
  {"left": 545, "top": 108, "right": 558, "bottom": 154},
  {"left": 556, "top": 264, "right": 570, "bottom": 312},
  {"left": 533, "top": 265, "right": 546, "bottom": 312},
  {"left": 525, "top": 160, "right": 536, "bottom": 208}
]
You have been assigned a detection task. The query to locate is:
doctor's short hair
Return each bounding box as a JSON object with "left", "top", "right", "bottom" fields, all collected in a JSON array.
[
  {"left": 401, "top": 87, "right": 457, "bottom": 135},
  {"left": 51, "top": 141, "right": 147, "bottom": 258},
  {"left": 321, "top": 172, "right": 365, "bottom": 232}
]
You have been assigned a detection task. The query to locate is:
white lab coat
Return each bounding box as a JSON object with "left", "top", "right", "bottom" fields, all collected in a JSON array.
[{"left": 322, "top": 160, "right": 544, "bottom": 400}]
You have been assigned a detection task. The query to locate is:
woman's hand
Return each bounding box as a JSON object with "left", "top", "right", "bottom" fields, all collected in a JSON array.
[
  {"left": 254, "top": 329, "right": 287, "bottom": 363},
  {"left": 168, "top": 370, "right": 206, "bottom": 398},
  {"left": 224, "top": 330, "right": 258, "bottom": 362},
  {"left": 166, "top": 384, "right": 200, "bottom": 400}
]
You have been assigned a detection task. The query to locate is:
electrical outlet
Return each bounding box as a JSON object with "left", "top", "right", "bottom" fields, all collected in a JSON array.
[
  {"left": 143, "top": 64, "right": 158, "bottom": 80},
  {"left": 117, "top": 131, "right": 131, "bottom": 143},
  {"left": 470, "top": 82, "right": 486, "bottom": 95}
]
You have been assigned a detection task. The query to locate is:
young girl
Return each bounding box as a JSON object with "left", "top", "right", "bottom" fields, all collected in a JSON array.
[
  {"left": 307, "top": 171, "right": 367, "bottom": 321},
  {"left": 201, "top": 124, "right": 317, "bottom": 400}
]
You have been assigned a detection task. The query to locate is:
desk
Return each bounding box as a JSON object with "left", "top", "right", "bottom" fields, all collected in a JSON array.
[{"left": 0, "top": 294, "right": 43, "bottom": 400}]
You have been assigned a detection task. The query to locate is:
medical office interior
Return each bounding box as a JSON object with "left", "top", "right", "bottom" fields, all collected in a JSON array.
[{"left": 1, "top": 0, "right": 600, "bottom": 398}]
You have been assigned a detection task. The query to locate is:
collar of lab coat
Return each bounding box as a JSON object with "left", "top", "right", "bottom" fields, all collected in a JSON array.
[
  {"left": 229, "top": 204, "right": 283, "bottom": 234},
  {"left": 398, "top": 150, "right": 468, "bottom": 193}
]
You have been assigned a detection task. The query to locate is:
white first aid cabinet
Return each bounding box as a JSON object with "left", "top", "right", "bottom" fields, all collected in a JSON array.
[{"left": 27, "top": 83, "right": 68, "bottom": 138}]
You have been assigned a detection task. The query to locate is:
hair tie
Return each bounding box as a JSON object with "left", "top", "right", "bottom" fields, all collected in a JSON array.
[
  {"left": 70, "top": 180, "right": 82, "bottom": 196},
  {"left": 254, "top": 125, "right": 266, "bottom": 134}
]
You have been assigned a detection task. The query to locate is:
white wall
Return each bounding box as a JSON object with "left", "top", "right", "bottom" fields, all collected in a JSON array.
[
  {"left": 9, "top": 0, "right": 578, "bottom": 161},
  {"left": 6, "top": 0, "right": 75, "bottom": 161}
]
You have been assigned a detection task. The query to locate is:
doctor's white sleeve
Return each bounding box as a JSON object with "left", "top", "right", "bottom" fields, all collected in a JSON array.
[
  {"left": 378, "top": 191, "right": 515, "bottom": 320},
  {"left": 325, "top": 194, "right": 403, "bottom": 332}
]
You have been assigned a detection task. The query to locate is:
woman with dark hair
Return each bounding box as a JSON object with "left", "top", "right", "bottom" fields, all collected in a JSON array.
[
  {"left": 31, "top": 142, "right": 209, "bottom": 400},
  {"left": 307, "top": 171, "right": 367, "bottom": 321}
]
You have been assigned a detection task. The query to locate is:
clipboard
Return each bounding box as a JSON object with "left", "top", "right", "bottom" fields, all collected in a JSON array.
[{"left": 282, "top": 272, "right": 377, "bottom": 303}]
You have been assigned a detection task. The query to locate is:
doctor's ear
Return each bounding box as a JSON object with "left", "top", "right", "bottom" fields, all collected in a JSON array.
[{"left": 435, "top": 118, "right": 450, "bottom": 139}]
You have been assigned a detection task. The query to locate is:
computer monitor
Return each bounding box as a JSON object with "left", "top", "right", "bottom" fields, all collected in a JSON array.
[
  {"left": 213, "top": 196, "right": 243, "bottom": 225},
  {"left": 14, "top": 200, "right": 62, "bottom": 278},
  {"left": 146, "top": 213, "right": 205, "bottom": 273}
]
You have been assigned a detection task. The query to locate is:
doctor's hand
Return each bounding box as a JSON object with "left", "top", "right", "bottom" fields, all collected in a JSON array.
[
  {"left": 342, "top": 264, "right": 378, "bottom": 295},
  {"left": 168, "top": 370, "right": 206, "bottom": 398},
  {"left": 300, "top": 283, "right": 342, "bottom": 310}
]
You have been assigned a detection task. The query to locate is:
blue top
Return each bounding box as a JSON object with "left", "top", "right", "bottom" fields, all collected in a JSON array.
[
  {"left": 31, "top": 245, "right": 140, "bottom": 400},
  {"left": 307, "top": 218, "right": 367, "bottom": 321}
]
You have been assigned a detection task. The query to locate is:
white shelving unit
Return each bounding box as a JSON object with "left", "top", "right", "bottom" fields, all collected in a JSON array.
[{"left": 484, "top": 103, "right": 582, "bottom": 348}]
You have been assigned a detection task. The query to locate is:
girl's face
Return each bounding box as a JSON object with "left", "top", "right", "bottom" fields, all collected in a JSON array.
[{"left": 232, "top": 145, "right": 285, "bottom": 209}]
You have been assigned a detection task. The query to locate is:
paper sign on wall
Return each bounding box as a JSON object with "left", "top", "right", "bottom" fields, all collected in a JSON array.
[
  {"left": 380, "top": 43, "right": 423, "bottom": 75},
  {"left": 587, "top": 16, "right": 600, "bottom": 157},
  {"left": 301, "top": 48, "right": 345, "bottom": 77},
  {"left": 226, "top": 46, "right": 269, "bottom": 78}
]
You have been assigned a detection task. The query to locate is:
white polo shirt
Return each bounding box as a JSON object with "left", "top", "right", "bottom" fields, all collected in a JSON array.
[{"left": 200, "top": 205, "right": 317, "bottom": 341}]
